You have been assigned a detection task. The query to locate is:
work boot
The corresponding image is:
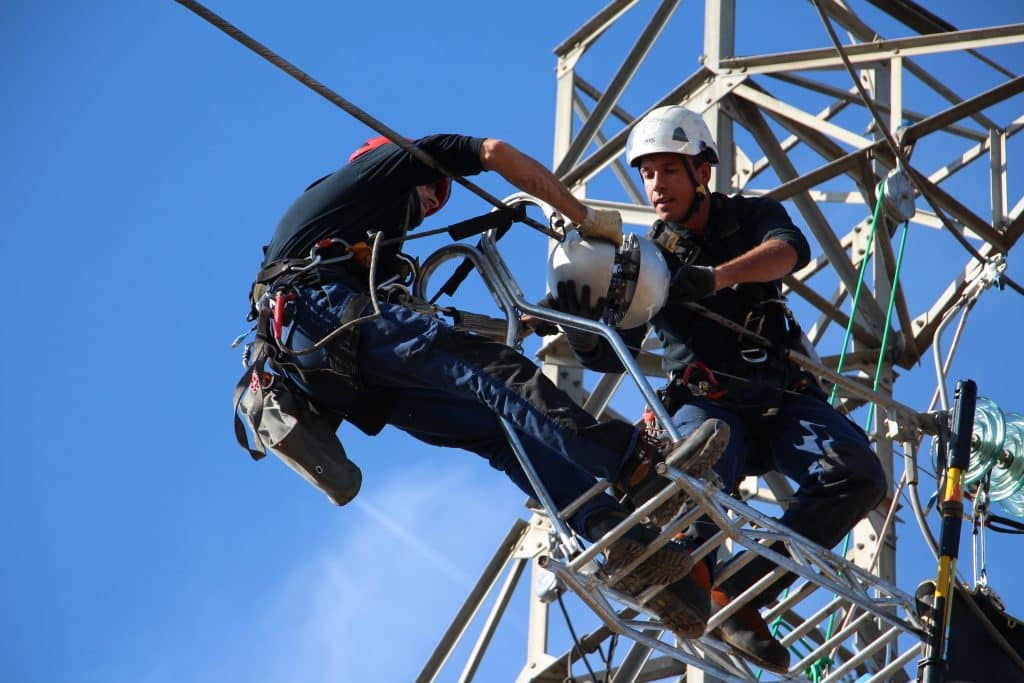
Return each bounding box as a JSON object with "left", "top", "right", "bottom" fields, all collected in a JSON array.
[
  {"left": 616, "top": 418, "right": 729, "bottom": 526},
  {"left": 645, "top": 555, "right": 713, "bottom": 640},
  {"left": 711, "top": 588, "right": 790, "bottom": 674},
  {"left": 586, "top": 510, "right": 694, "bottom": 595}
]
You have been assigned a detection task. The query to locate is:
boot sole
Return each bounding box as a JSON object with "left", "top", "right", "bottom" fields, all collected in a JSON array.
[
  {"left": 646, "top": 422, "right": 730, "bottom": 526},
  {"left": 714, "top": 627, "right": 791, "bottom": 675},
  {"left": 647, "top": 588, "right": 708, "bottom": 639},
  {"left": 604, "top": 535, "right": 694, "bottom": 595}
]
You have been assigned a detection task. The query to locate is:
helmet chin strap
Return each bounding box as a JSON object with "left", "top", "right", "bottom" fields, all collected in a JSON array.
[{"left": 676, "top": 155, "right": 707, "bottom": 225}]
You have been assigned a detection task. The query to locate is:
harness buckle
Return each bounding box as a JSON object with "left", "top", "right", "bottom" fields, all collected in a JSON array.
[
  {"left": 739, "top": 309, "right": 769, "bottom": 364},
  {"left": 648, "top": 220, "right": 701, "bottom": 264},
  {"left": 681, "top": 361, "right": 727, "bottom": 400},
  {"left": 272, "top": 289, "right": 299, "bottom": 341}
]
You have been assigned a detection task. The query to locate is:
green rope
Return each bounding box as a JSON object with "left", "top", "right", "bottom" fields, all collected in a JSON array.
[
  {"left": 864, "top": 219, "right": 911, "bottom": 433},
  {"left": 829, "top": 183, "right": 886, "bottom": 406},
  {"left": 765, "top": 185, "right": 908, "bottom": 682},
  {"left": 813, "top": 211, "right": 908, "bottom": 673}
]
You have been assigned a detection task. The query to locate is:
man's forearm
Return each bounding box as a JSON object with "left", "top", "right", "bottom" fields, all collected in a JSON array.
[
  {"left": 479, "top": 138, "right": 587, "bottom": 224},
  {"left": 713, "top": 239, "right": 798, "bottom": 290}
]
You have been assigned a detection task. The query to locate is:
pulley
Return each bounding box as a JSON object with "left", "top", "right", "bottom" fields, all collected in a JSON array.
[{"left": 882, "top": 168, "right": 915, "bottom": 223}]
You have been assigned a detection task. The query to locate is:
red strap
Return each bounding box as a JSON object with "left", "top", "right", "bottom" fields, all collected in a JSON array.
[{"left": 681, "top": 361, "right": 726, "bottom": 400}]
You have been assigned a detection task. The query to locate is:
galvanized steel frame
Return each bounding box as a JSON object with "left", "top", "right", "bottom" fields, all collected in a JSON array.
[{"left": 422, "top": 1, "right": 1023, "bottom": 681}]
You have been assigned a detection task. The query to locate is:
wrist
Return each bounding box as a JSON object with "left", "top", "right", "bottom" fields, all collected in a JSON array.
[
  {"left": 564, "top": 328, "right": 599, "bottom": 354},
  {"left": 577, "top": 206, "right": 596, "bottom": 230},
  {"left": 711, "top": 266, "right": 725, "bottom": 291}
]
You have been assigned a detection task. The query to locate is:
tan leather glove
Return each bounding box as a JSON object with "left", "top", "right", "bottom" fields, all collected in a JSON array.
[{"left": 577, "top": 207, "right": 623, "bottom": 246}]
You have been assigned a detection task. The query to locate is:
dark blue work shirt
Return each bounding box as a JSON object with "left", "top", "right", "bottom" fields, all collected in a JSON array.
[
  {"left": 262, "top": 134, "right": 486, "bottom": 290},
  {"left": 577, "top": 193, "right": 811, "bottom": 376}
]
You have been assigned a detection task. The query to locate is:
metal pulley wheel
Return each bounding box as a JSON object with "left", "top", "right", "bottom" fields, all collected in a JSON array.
[{"left": 882, "top": 168, "right": 915, "bottom": 223}]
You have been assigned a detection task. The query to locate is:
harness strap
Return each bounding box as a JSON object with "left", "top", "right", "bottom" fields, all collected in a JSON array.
[{"left": 233, "top": 307, "right": 273, "bottom": 460}]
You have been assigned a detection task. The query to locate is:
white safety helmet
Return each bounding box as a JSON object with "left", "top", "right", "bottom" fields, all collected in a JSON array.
[
  {"left": 547, "top": 231, "right": 670, "bottom": 329},
  {"left": 626, "top": 105, "right": 719, "bottom": 167}
]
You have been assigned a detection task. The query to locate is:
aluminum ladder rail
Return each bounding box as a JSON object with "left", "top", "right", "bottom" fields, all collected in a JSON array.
[{"left": 414, "top": 209, "right": 926, "bottom": 682}]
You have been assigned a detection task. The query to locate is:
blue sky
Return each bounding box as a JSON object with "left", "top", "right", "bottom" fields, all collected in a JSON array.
[{"left": 2, "top": 2, "right": 1023, "bottom": 682}]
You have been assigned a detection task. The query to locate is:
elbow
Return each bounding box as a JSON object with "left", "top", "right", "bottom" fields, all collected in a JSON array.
[
  {"left": 479, "top": 138, "right": 510, "bottom": 171},
  {"left": 780, "top": 243, "right": 800, "bottom": 275},
  {"left": 767, "top": 239, "right": 801, "bottom": 276}
]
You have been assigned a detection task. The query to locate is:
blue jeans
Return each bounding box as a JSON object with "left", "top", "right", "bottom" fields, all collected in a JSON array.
[
  {"left": 672, "top": 382, "right": 888, "bottom": 604},
  {"left": 280, "top": 282, "right": 638, "bottom": 535}
]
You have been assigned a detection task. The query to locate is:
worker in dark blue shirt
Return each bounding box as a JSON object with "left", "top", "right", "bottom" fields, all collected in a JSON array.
[
  {"left": 551, "top": 107, "right": 888, "bottom": 672},
  {"left": 248, "top": 133, "right": 727, "bottom": 617}
]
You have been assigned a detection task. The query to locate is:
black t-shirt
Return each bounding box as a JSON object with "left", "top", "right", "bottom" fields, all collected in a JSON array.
[
  {"left": 262, "top": 134, "right": 486, "bottom": 289},
  {"left": 577, "top": 193, "right": 811, "bottom": 375}
]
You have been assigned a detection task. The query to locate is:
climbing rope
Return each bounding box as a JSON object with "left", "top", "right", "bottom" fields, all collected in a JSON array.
[
  {"left": 828, "top": 182, "right": 886, "bottom": 406},
  {"left": 864, "top": 218, "right": 911, "bottom": 433}
]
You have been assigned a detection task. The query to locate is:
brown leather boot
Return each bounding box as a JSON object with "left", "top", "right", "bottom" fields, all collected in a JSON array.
[
  {"left": 711, "top": 588, "right": 790, "bottom": 674},
  {"left": 585, "top": 510, "right": 694, "bottom": 595},
  {"left": 615, "top": 418, "right": 729, "bottom": 526},
  {"left": 646, "top": 556, "right": 713, "bottom": 640}
]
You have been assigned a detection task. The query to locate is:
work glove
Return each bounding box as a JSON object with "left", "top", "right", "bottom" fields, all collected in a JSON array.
[
  {"left": 550, "top": 280, "right": 607, "bottom": 353},
  {"left": 577, "top": 207, "right": 623, "bottom": 246},
  {"left": 669, "top": 264, "right": 716, "bottom": 301}
]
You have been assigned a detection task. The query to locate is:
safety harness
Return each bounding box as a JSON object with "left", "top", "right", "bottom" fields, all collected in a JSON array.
[
  {"left": 233, "top": 202, "right": 531, "bottom": 504},
  {"left": 230, "top": 229, "right": 397, "bottom": 505},
  {"left": 648, "top": 194, "right": 809, "bottom": 416}
]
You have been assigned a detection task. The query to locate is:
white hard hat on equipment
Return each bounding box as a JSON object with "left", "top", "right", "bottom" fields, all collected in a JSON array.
[{"left": 547, "top": 231, "right": 670, "bottom": 329}]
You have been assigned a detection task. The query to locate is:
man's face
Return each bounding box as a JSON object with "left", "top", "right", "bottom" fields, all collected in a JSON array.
[
  {"left": 416, "top": 183, "right": 442, "bottom": 217},
  {"left": 638, "top": 152, "right": 709, "bottom": 222}
]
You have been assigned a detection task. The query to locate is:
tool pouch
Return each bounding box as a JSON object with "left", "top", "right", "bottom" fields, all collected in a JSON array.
[{"left": 240, "top": 374, "right": 362, "bottom": 506}]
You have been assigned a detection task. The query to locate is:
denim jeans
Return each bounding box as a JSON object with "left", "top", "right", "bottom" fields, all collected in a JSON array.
[
  {"left": 279, "top": 281, "right": 639, "bottom": 535},
  {"left": 672, "top": 382, "right": 888, "bottom": 604}
]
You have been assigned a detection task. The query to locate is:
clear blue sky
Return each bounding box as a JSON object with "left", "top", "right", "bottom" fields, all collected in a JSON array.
[{"left": 2, "top": 2, "right": 1022, "bottom": 681}]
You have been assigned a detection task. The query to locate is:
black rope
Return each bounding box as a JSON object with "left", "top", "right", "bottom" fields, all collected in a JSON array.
[
  {"left": 556, "top": 592, "right": 602, "bottom": 683},
  {"left": 810, "top": 0, "right": 1024, "bottom": 298},
  {"left": 604, "top": 633, "right": 618, "bottom": 675},
  {"left": 172, "top": 0, "right": 560, "bottom": 240}
]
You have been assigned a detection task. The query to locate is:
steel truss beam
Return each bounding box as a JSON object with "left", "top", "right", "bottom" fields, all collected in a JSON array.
[{"left": 424, "top": 1, "right": 1024, "bottom": 681}]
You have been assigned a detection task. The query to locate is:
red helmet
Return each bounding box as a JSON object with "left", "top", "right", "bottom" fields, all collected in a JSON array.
[{"left": 348, "top": 136, "right": 451, "bottom": 217}]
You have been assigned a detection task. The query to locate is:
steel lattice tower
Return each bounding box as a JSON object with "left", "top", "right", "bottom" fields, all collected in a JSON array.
[{"left": 420, "top": 2, "right": 1023, "bottom": 681}]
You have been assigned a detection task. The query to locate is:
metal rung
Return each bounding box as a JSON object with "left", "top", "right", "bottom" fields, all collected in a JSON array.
[
  {"left": 820, "top": 624, "right": 903, "bottom": 683},
  {"left": 414, "top": 227, "right": 929, "bottom": 681}
]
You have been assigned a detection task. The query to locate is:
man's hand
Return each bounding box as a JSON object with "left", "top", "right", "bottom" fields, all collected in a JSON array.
[
  {"left": 578, "top": 207, "right": 623, "bottom": 246},
  {"left": 553, "top": 281, "right": 606, "bottom": 320},
  {"left": 546, "top": 281, "right": 607, "bottom": 354},
  {"left": 669, "top": 264, "right": 716, "bottom": 301}
]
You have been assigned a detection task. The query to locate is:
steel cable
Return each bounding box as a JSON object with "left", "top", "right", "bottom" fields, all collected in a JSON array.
[{"left": 172, "top": 0, "right": 560, "bottom": 240}]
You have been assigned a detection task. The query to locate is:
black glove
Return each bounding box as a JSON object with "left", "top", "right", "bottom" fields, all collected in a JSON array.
[
  {"left": 550, "top": 280, "right": 606, "bottom": 353},
  {"left": 669, "top": 264, "right": 716, "bottom": 301},
  {"left": 554, "top": 281, "right": 606, "bottom": 319}
]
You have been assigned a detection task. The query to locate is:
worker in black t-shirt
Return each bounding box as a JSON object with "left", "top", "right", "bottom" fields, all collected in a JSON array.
[{"left": 551, "top": 107, "right": 888, "bottom": 673}]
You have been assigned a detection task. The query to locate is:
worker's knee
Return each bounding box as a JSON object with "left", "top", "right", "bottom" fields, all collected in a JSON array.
[{"left": 832, "top": 440, "right": 889, "bottom": 515}]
